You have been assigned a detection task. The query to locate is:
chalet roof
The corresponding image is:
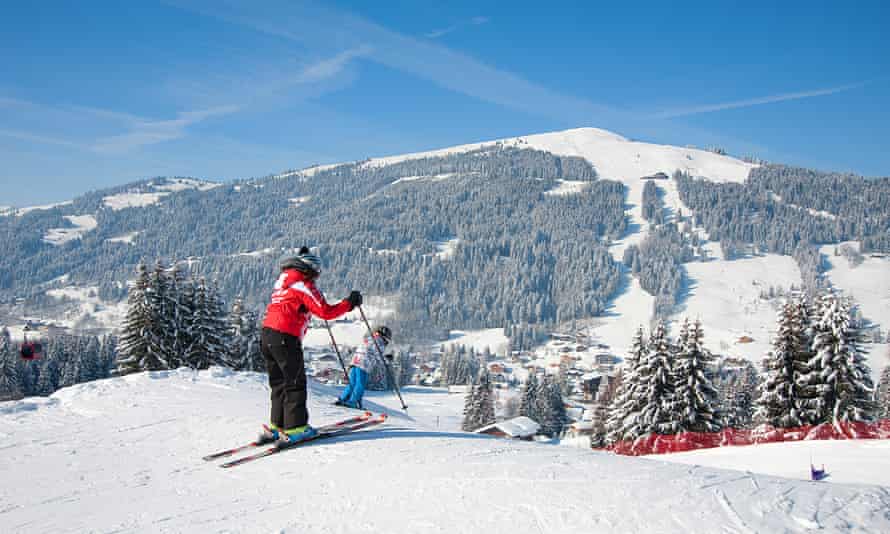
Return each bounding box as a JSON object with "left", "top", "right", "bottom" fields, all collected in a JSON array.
[{"left": 475, "top": 416, "right": 540, "bottom": 438}]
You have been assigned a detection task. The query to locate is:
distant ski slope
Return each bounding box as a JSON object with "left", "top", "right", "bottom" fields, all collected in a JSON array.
[{"left": 1, "top": 369, "right": 888, "bottom": 533}]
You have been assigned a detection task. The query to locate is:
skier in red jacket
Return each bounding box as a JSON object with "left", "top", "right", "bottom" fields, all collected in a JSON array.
[{"left": 259, "top": 246, "right": 361, "bottom": 445}]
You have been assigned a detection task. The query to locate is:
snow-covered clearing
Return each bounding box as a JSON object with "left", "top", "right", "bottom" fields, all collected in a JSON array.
[
  {"left": 151, "top": 178, "right": 219, "bottom": 193},
  {"left": 440, "top": 328, "right": 509, "bottom": 355},
  {"left": 288, "top": 196, "right": 311, "bottom": 205},
  {"left": 672, "top": 253, "right": 803, "bottom": 362},
  {"left": 658, "top": 438, "right": 890, "bottom": 486},
  {"left": 302, "top": 299, "right": 396, "bottom": 350},
  {"left": 434, "top": 237, "right": 460, "bottom": 260},
  {"left": 821, "top": 244, "right": 890, "bottom": 333},
  {"left": 13, "top": 200, "right": 73, "bottom": 215},
  {"left": 2, "top": 369, "right": 889, "bottom": 533},
  {"left": 44, "top": 285, "right": 128, "bottom": 331},
  {"left": 232, "top": 248, "right": 275, "bottom": 258},
  {"left": 42, "top": 215, "right": 98, "bottom": 245},
  {"left": 105, "top": 231, "right": 139, "bottom": 244},
  {"left": 544, "top": 179, "right": 588, "bottom": 196},
  {"left": 103, "top": 191, "right": 168, "bottom": 210},
  {"left": 102, "top": 179, "right": 219, "bottom": 211}
]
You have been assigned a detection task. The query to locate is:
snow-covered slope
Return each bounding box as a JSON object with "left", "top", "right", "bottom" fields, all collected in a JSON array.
[
  {"left": 42, "top": 215, "right": 98, "bottom": 245},
  {"left": 2, "top": 370, "right": 889, "bottom": 533},
  {"left": 658, "top": 438, "right": 890, "bottom": 487}
]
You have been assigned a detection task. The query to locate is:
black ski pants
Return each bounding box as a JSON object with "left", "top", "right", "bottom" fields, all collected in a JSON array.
[{"left": 261, "top": 327, "right": 308, "bottom": 430}]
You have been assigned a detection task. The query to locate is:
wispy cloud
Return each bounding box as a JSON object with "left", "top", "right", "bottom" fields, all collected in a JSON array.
[
  {"left": 651, "top": 83, "right": 866, "bottom": 119},
  {"left": 0, "top": 128, "right": 87, "bottom": 150},
  {"left": 425, "top": 15, "right": 490, "bottom": 39},
  {"left": 292, "top": 45, "right": 373, "bottom": 84},
  {"left": 91, "top": 105, "right": 240, "bottom": 153}
]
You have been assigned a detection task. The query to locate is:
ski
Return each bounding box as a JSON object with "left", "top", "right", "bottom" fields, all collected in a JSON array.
[
  {"left": 202, "top": 411, "right": 374, "bottom": 461},
  {"left": 219, "top": 413, "right": 387, "bottom": 469}
]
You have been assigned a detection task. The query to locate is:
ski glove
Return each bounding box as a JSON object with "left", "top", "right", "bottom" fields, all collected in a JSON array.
[{"left": 347, "top": 290, "right": 363, "bottom": 309}]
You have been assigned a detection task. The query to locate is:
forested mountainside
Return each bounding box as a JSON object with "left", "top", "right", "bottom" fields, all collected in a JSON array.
[
  {"left": 1, "top": 146, "right": 624, "bottom": 342},
  {"left": 2, "top": 132, "right": 889, "bottom": 346}
]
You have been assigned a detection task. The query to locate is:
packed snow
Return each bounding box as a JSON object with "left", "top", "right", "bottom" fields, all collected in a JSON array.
[
  {"left": 658, "top": 438, "right": 890, "bottom": 486},
  {"left": 2, "top": 369, "right": 889, "bottom": 532},
  {"left": 42, "top": 215, "right": 98, "bottom": 245}
]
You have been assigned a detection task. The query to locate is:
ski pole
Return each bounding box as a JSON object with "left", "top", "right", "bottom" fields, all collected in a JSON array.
[
  {"left": 324, "top": 320, "right": 350, "bottom": 384},
  {"left": 357, "top": 305, "right": 407, "bottom": 410}
]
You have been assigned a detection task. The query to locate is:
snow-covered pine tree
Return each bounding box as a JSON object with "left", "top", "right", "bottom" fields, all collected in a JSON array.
[
  {"left": 461, "top": 380, "right": 477, "bottom": 431},
  {"left": 605, "top": 326, "right": 648, "bottom": 443},
  {"left": 791, "top": 295, "right": 823, "bottom": 425},
  {"left": 166, "top": 264, "right": 195, "bottom": 369},
  {"left": 537, "top": 374, "right": 568, "bottom": 438},
  {"left": 226, "top": 297, "right": 264, "bottom": 371},
  {"left": 673, "top": 319, "right": 721, "bottom": 433},
  {"left": 638, "top": 320, "right": 677, "bottom": 435},
  {"left": 466, "top": 370, "right": 496, "bottom": 431},
  {"left": 118, "top": 263, "right": 167, "bottom": 374},
  {"left": 519, "top": 372, "right": 540, "bottom": 423},
  {"left": 186, "top": 278, "right": 229, "bottom": 370},
  {"left": 809, "top": 292, "right": 877, "bottom": 424},
  {"left": 756, "top": 301, "right": 803, "bottom": 427},
  {"left": 0, "top": 327, "right": 22, "bottom": 401},
  {"left": 722, "top": 361, "right": 759, "bottom": 429},
  {"left": 877, "top": 363, "right": 890, "bottom": 419}
]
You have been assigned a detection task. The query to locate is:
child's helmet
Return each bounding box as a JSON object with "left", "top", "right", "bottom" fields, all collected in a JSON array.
[{"left": 374, "top": 326, "right": 392, "bottom": 343}]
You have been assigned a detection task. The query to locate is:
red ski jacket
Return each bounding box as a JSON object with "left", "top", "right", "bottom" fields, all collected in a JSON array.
[{"left": 262, "top": 269, "right": 352, "bottom": 340}]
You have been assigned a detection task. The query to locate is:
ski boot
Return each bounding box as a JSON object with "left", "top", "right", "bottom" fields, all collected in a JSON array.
[
  {"left": 257, "top": 424, "right": 280, "bottom": 445},
  {"left": 276, "top": 425, "right": 319, "bottom": 448}
]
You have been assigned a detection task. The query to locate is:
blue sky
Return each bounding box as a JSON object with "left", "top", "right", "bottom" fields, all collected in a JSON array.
[{"left": 1, "top": 0, "right": 888, "bottom": 206}]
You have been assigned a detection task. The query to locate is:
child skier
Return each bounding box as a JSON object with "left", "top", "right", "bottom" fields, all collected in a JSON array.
[
  {"left": 259, "top": 246, "right": 362, "bottom": 445},
  {"left": 336, "top": 326, "right": 393, "bottom": 409}
]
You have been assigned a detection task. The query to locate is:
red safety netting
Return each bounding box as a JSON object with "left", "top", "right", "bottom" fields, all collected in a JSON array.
[{"left": 605, "top": 419, "right": 890, "bottom": 456}]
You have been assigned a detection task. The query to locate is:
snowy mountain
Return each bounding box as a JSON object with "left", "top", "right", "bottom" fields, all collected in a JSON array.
[
  {"left": 2, "top": 127, "right": 888, "bottom": 379},
  {"left": 2, "top": 369, "right": 889, "bottom": 532}
]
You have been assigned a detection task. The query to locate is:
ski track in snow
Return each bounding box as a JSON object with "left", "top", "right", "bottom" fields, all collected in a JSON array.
[{"left": 2, "top": 369, "right": 889, "bottom": 533}]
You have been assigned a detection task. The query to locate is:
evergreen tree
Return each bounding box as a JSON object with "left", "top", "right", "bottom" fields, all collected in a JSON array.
[
  {"left": 186, "top": 277, "right": 229, "bottom": 369},
  {"left": 606, "top": 326, "right": 648, "bottom": 443},
  {"left": 791, "top": 295, "right": 822, "bottom": 425},
  {"left": 721, "top": 361, "right": 758, "bottom": 429},
  {"left": 809, "top": 293, "right": 877, "bottom": 424},
  {"left": 0, "top": 328, "right": 21, "bottom": 400},
  {"left": 672, "top": 319, "right": 721, "bottom": 432},
  {"left": 461, "top": 381, "right": 477, "bottom": 431},
  {"left": 537, "top": 374, "right": 568, "bottom": 438},
  {"left": 463, "top": 370, "right": 496, "bottom": 432},
  {"left": 756, "top": 301, "right": 805, "bottom": 427},
  {"left": 877, "top": 364, "right": 890, "bottom": 419},
  {"left": 519, "top": 373, "right": 540, "bottom": 423},
  {"left": 638, "top": 321, "right": 677, "bottom": 435},
  {"left": 226, "top": 297, "right": 264, "bottom": 371},
  {"left": 118, "top": 263, "right": 166, "bottom": 374}
]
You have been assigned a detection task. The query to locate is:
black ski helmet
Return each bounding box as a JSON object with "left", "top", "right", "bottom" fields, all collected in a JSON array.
[
  {"left": 374, "top": 326, "right": 392, "bottom": 343},
  {"left": 280, "top": 246, "right": 322, "bottom": 277}
]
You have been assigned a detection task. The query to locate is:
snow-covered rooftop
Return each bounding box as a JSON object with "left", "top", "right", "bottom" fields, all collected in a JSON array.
[{"left": 476, "top": 416, "right": 540, "bottom": 438}]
